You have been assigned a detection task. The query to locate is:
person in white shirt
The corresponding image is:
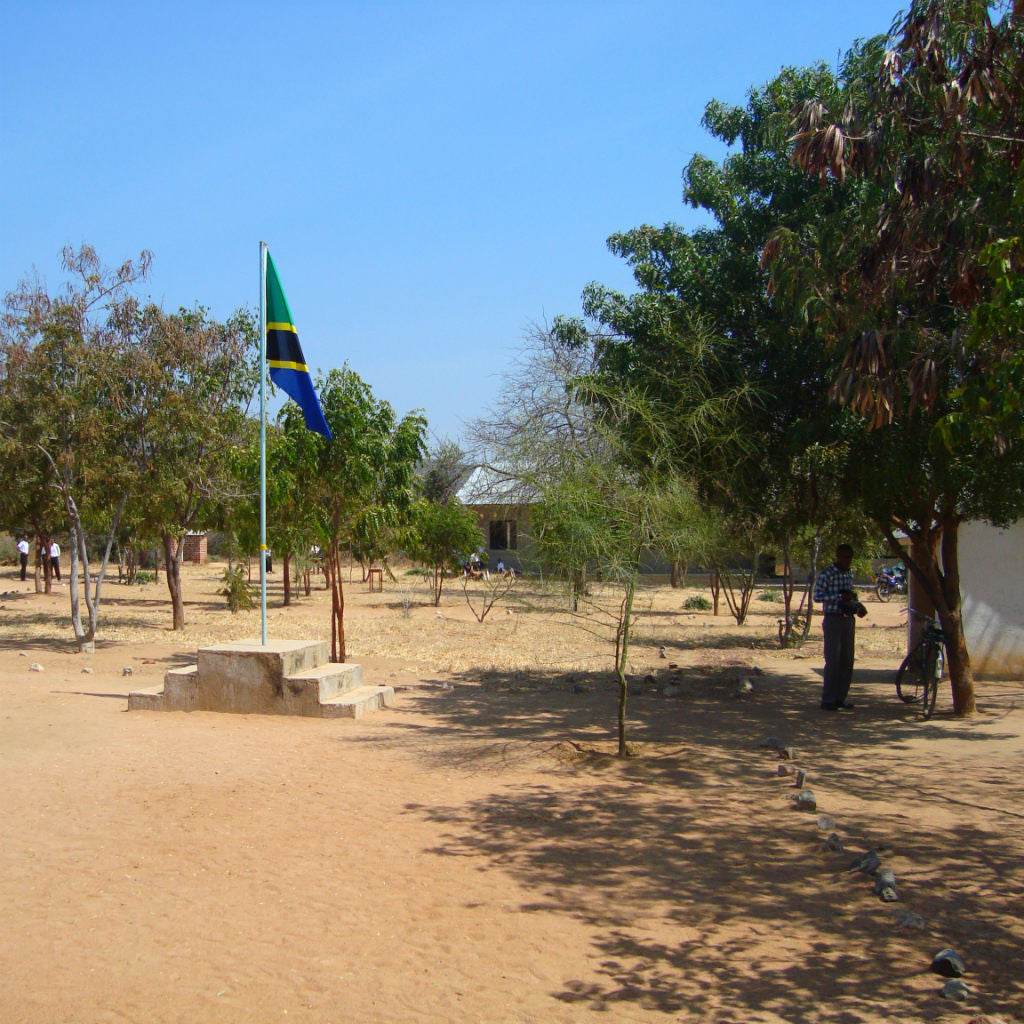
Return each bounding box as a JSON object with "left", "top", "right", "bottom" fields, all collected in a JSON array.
[
  {"left": 17, "top": 537, "right": 29, "bottom": 581},
  {"left": 49, "top": 540, "right": 61, "bottom": 583}
]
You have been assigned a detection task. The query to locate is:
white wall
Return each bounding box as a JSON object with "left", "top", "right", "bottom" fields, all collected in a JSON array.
[{"left": 960, "top": 521, "right": 1024, "bottom": 679}]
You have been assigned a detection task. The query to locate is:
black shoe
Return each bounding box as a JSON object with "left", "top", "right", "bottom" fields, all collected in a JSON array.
[
  {"left": 837, "top": 701, "right": 855, "bottom": 710},
  {"left": 820, "top": 703, "right": 838, "bottom": 711}
]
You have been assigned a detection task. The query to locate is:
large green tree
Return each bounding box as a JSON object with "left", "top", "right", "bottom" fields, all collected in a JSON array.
[
  {"left": 782, "top": 0, "right": 1024, "bottom": 713},
  {"left": 553, "top": 60, "right": 874, "bottom": 633}
]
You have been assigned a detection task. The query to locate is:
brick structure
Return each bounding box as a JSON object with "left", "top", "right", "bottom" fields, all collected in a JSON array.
[{"left": 181, "top": 532, "right": 208, "bottom": 565}]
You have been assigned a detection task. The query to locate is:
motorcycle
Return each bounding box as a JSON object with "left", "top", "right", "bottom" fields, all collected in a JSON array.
[{"left": 874, "top": 564, "right": 908, "bottom": 602}]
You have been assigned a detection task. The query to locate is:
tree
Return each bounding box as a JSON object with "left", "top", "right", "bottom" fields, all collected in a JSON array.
[
  {"left": 291, "top": 366, "right": 426, "bottom": 662},
  {"left": 783, "top": 0, "right": 1024, "bottom": 713},
  {"left": 467, "top": 320, "right": 612, "bottom": 606},
  {"left": 129, "top": 304, "right": 258, "bottom": 630},
  {"left": 407, "top": 498, "right": 483, "bottom": 605},
  {"left": 0, "top": 246, "right": 151, "bottom": 648},
  {"left": 531, "top": 407, "right": 702, "bottom": 757}
]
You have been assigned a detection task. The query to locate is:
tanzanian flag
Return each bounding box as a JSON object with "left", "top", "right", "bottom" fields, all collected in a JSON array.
[{"left": 265, "top": 251, "right": 332, "bottom": 439}]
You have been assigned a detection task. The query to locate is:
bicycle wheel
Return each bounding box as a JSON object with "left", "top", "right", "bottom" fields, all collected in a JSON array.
[
  {"left": 876, "top": 580, "right": 893, "bottom": 602},
  {"left": 896, "top": 643, "right": 926, "bottom": 703},
  {"left": 921, "top": 644, "right": 943, "bottom": 720}
]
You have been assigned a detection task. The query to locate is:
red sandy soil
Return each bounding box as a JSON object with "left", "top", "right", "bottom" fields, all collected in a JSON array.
[{"left": 1, "top": 564, "right": 1021, "bottom": 1023}]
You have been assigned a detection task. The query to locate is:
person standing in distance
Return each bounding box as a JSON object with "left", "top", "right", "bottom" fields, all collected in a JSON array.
[
  {"left": 813, "top": 543, "right": 867, "bottom": 711},
  {"left": 17, "top": 536, "right": 29, "bottom": 581},
  {"left": 49, "top": 539, "right": 62, "bottom": 583}
]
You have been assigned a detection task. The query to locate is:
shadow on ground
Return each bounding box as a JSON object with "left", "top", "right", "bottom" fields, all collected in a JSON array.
[{"left": 362, "top": 664, "right": 1024, "bottom": 1021}]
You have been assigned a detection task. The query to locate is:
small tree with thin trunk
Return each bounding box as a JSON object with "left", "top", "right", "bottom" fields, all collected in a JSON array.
[
  {"left": 285, "top": 366, "right": 426, "bottom": 662},
  {"left": 407, "top": 498, "right": 483, "bottom": 606}
]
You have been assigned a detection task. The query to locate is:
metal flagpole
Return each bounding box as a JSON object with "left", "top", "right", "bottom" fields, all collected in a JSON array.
[{"left": 259, "top": 241, "right": 268, "bottom": 645}]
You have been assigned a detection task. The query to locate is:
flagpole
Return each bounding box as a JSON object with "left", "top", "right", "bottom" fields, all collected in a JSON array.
[{"left": 259, "top": 241, "right": 268, "bottom": 645}]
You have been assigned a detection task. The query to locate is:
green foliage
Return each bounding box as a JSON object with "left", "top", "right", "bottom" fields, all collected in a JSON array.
[
  {"left": 133, "top": 570, "right": 155, "bottom": 585},
  {"left": 277, "top": 365, "right": 428, "bottom": 659},
  {"left": 218, "top": 564, "right": 254, "bottom": 613},
  {"left": 407, "top": 498, "right": 483, "bottom": 605},
  {"left": 757, "top": 590, "right": 781, "bottom": 603},
  {"left": 683, "top": 594, "right": 712, "bottom": 611}
]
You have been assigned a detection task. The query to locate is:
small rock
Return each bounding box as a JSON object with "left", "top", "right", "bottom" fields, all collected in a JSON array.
[
  {"left": 825, "top": 833, "right": 844, "bottom": 852},
  {"left": 848, "top": 850, "right": 882, "bottom": 875},
  {"left": 793, "top": 790, "right": 817, "bottom": 811},
  {"left": 735, "top": 678, "right": 753, "bottom": 697},
  {"left": 794, "top": 768, "right": 808, "bottom": 789},
  {"left": 777, "top": 763, "right": 797, "bottom": 777},
  {"left": 658, "top": 647, "right": 666, "bottom": 659},
  {"left": 643, "top": 674, "right": 657, "bottom": 687},
  {"left": 122, "top": 666, "right": 134, "bottom": 677},
  {"left": 893, "top": 909, "right": 925, "bottom": 930},
  {"left": 663, "top": 684, "right": 681, "bottom": 698},
  {"left": 778, "top": 746, "right": 797, "bottom": 761},
  {"left": 817, "top": 815, "right": 836, "bottom": 831},
  {"left": 874, "top": 867, "right": 897, "bottom": 890},
  {"left": 29, "top": 663, "right": 43, "bottom": 672},
  {"left": 750, "top": 665, "right": 764, "bottom": 676},
  {"left": 572, "top": 684, "right": 589, "bottom": 694},
  {"left": 561, "top": 810, "right": 578, "bottom": 821},
  {"left": 760, "top": 736, "right": 785, "bottom": 751},
  {"left": 877, "top": 885, "right": 899, "bottom": 902},
  {"left": 19, "top": 651, "right": 28, "bottom": 657},
  {"left": 81, "top": 667, "right": 93, "bottom": 675},
  {"left": 668, "top": 663, "right": 679, "bottom": 669},
  {"left": 793, "top": 652, "right": 808, "bottom": 659},
  {"left": 931, "top": 948, "right": 967, "bottom": 978},
  {"left": 941, "top": 979, "right": 970, "bottom": 1002}
]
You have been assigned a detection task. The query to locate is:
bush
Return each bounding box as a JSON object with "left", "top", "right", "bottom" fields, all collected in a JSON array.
[
  {"left": 683, "top": 594, "right": 712, "bottom": 611},
  {"left": 757, "top": 590, "right": 782, "bottom": 603},
  {"left": 219, "top": 565, "right": 255, "bottom": 613},
  {"left": 134, "top": 570, "right": 156, "bottom": 585}
]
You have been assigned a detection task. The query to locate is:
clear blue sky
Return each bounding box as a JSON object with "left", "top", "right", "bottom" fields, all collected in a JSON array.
[{"left": 3, "top": 1, "right": 904, "bottom": 445}]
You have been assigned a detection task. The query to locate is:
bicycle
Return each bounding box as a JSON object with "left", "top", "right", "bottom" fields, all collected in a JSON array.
[{"left": 895, "top": 608, "right": 945, "bottom": 719}]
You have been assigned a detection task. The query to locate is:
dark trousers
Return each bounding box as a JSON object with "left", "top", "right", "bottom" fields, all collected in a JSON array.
[
  {"left": 821, "top": 614, "right": 855, "bottom": 706},
  {"left": 50, "top": 556, "right": 61, "bottom": 582},
  {"left": 20, "top": 553, "right": 28, "bottom": 581}
]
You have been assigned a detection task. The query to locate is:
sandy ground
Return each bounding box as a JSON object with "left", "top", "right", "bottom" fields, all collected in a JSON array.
[{"left": 1, "top": 563, "right": 1022, "bottom": 1024}]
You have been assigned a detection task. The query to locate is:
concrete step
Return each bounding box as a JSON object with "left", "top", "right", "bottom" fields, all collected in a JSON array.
[
  {"left": 197, "top": 639, "right": 331, "bottom": 686},
  {"left": 163, "top": 665, "right": 199, "bottom": 711},
  {"left": 284, "top": 662, "right": 363, "bottom": 703},
  {"left": 320, "top": 684, "right": 395, "bottom": 719},
  {"left": 127, "top": 685, "right": 164, "bottom": 711}
]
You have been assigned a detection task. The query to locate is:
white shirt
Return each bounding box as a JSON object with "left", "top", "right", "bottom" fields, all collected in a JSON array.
[
  {"left": 49, "top": 542, "right": 60, "bottom": 558},
  {"left": 17, "top": 540, "right": 29, "bottom": 555}
]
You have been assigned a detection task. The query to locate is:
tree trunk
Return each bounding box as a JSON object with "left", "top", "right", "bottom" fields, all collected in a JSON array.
[
  {"left": 283, "top": 551, "right": 292, "bottom": 606},
  {"left": 570, "top": 567, "right": 586, "bottom": 612},
  {"left": 801, "top": 534, "right": 822, "bottom": 644},
  {"left": 614, "top": 581, "right": 637, "bottom": 757},
  {"left": 162, "top": 533, "right": 186, "bottom": 631},
  {"left": 885, "top": 518, "right": 975, "bottom": 717},
  {"left": 670, "top": 560, "right": 686, "bottom": 588},
  {"left": 327, "top": 542, "right": 346, "bottom": 663},
  {"left": 779, "top": 541, "right": 795, "bottom": 647},
  {"left": 710, "top": 569, "right": 721, "bottom": 616}
]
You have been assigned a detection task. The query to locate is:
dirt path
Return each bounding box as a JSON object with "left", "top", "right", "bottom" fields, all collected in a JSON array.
[{"left": 1, "top": 566, "right": 1021, "bottom": 1022}]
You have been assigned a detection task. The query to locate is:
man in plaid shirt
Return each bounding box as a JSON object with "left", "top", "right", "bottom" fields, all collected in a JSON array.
[{"left": 813, "top": 543, "right": 867, "bottom": 711}]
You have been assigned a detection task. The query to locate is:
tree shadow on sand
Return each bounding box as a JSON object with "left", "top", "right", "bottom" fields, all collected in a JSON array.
[{"left": 375, "top": 667, "right": 1024, "bottom": 1020}]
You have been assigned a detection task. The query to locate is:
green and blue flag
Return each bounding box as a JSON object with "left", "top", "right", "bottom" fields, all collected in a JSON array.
[{"left": 265, "top": 251, "right": 332, "bottom": 439}]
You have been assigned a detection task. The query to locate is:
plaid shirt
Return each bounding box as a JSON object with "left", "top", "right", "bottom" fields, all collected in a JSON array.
[{"left": 813, "top": 562, "right": 856, "bottom": 615}]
